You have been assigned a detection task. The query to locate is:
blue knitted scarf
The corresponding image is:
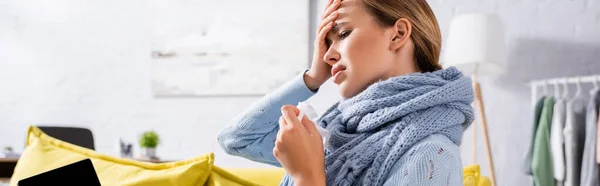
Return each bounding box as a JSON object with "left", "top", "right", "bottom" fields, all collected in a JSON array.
[{"left": 317, "top": 67, "right": 474, "bottom": 186}]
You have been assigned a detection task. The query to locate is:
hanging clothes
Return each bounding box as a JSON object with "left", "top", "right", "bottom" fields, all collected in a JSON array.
[
  {"left": 532, "top": 97, "right": 555, "bottom": 186},
  {"left": 525, "top": 96, "right": 547, "bottom": 175},
  {"left": 551, "top": 97, "right": 567, "bottom": 185},
  {"left": 564, "top": 94, "right": 587, "bottom": 186},
  {"left": 581, "top": 89, "right": 600, "bottom": 186}
]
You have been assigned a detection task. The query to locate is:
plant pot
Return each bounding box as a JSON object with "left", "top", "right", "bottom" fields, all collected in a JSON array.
[{"left": 143, "top": 148, "right": 157, "bottom": 158}]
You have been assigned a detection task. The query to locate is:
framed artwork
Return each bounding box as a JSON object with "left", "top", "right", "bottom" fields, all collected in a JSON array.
[{"left": 151, "top": 0, "right": 309, "bottom": 97}]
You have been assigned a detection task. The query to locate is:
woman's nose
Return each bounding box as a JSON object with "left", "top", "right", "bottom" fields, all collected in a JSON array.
[{"left": 323, "top": 47, "right": 340, "bottom": 66}]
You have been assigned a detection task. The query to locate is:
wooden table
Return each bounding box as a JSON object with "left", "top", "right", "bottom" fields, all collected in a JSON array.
[
  {"left": 0, "top": 158, "right": 18, "bottom": 183},
  {"left": 0, "top": 158, "right": 18, "bottom": 162}
]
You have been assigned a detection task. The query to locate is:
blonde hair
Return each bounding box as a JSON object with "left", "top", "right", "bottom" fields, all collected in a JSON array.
[{"left": 361, "top": 0, "right": 442, "bottom": 72}]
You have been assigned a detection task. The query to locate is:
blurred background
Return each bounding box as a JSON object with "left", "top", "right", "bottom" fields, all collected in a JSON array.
[{"left": 0, "top": 0, "right": 599, "bottom": 185}]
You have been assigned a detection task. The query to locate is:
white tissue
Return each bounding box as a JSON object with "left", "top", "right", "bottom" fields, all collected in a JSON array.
[{"left": 297, "top": 101, "right": 330, "bottom": 146}]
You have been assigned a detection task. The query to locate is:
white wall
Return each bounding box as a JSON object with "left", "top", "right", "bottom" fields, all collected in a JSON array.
[
  {"left": 1, "top": 0, "right": 600, "bottom": 185},
  {"left": 0, "top": 0, "right": 309, "bottom": 168}
]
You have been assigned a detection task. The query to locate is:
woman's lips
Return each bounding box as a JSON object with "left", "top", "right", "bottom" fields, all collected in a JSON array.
[
  {"left": 332, "top": 70, "right": 344, "bottom": 84},
  {"left": 331, "top": 65, "right": 346, "bottom": 76},
  {"left": 331, "top": 65, "right": 346, "bottom": 84}
]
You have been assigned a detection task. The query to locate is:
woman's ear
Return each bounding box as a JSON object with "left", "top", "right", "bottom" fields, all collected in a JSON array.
[{"left": 390, "top": 18, "right": 412, "bottom": 51}]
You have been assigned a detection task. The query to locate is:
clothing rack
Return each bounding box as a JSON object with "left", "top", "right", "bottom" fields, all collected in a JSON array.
[
  {"left": 526, "top": 74, "right": 600, "bottom": 186},
  {"left": 529, "top": 75, "right": 600, "bottom": 87},
  {"left": 528, "top": 74, "right": 600, "bottom": 106}
]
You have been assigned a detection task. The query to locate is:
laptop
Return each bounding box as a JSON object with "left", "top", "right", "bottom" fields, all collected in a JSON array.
[{"left": 17, "top": 158, "right": 101, "bottom": 186}]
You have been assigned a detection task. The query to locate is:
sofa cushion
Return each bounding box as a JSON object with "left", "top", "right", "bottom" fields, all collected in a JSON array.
[
  {"left": 221, "top": 167, "right": 286, "bottom": 186},
  {"left": 10, "top": 126, "right": 234, "bottom": 186}
]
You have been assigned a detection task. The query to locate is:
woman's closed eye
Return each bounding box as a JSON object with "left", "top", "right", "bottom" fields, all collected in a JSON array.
[{"left": 339, "top": 30, "right": 351, "bottom": 39}]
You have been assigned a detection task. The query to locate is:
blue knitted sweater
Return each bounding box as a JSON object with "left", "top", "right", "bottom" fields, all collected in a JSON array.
[{"left": 218, "top": 68, "right": 470, "bottom": 186}]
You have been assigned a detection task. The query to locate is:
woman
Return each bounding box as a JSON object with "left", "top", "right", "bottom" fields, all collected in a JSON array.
[{"left": 217, "top": 0, "right": 474, "bottom": 185}]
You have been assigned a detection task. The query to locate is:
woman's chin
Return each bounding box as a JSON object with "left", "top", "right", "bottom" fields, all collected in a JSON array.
[{"left": 338, "top": 82, "right": 358, "bottom": 99}]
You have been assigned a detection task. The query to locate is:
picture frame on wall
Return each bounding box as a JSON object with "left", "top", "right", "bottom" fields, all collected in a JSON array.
[{"left": 151, "top": 0, "right": 310, "bottom": 97}]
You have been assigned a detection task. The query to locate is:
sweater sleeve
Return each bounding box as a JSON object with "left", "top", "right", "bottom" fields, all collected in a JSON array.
[
  {"left": 383, "top": 135, "right": 463, "bottom": 186},
  {"left": 217, "top": 70, "right": 316, "bottom": 167}
]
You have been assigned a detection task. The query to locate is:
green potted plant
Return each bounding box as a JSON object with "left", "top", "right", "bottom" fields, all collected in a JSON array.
[
  {"left": 2, "top": 146, "right": 19, "bottom": 158},
  {"left": 3, "top": 146, "right": 12, "bottom": 152},
  {"left": 139, "top": 131, "right": 160, "bottom": 158}
]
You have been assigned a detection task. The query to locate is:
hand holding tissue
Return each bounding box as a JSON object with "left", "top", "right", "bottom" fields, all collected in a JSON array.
[
  {"left": 296, "top": 102, "right": 330, "bottom": 147},
  {"left": 274, "top": 105, "right": 326, "bottom": 183}
]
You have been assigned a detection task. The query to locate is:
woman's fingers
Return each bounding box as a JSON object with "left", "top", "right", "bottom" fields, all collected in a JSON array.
[
  {"left": 279, "top": 115, "right": 287, "bottom": 128},
  {"left": 300, "top": 116, "right": 319, "bottom": 136},
  {"left": 323, "top": 0, "right": 333, "bottom": 13},
  {"left": 281, "top": 105, "right": 301, "bottom": 128},
  {"left": 321, "top": 0, "right": 341, "bottom": 19},
  {"left": 275, "top": 116, "right": 285, "bottom": 155},
  {"left": 317, "top": 22, "right": 334, "bottom": 46},
  {"left": 318, "top": 11, "right": 338, "bottom": 33},
  {"left": 317, "top": 0, "right": 340, "bottom": 39}
]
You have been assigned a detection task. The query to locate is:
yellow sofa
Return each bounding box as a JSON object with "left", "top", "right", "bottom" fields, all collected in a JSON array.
[
  {"left": 10, "top": 126, "right": 263, "bottom": 186},
  {"left": 221, "top": 167, "right": 286, "bottom": 186},
  {"left": 11, "top": 126, "right": 489, "bottom": 186}
]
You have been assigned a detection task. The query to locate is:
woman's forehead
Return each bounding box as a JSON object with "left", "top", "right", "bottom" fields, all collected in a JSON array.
[
  {"left": 336, "top": 0, "right": 362, "bottom": 19},
  {"left": 338, "top": 0, "right": 359, "bottom": 12}
]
